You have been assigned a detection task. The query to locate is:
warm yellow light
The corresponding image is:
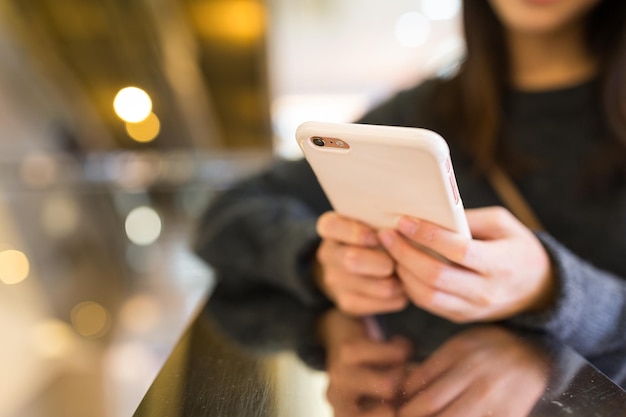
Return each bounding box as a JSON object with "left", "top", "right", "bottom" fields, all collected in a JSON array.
[
  {"left": 32, "top": 319, "right": 77, "bottom": 358},
  {"left": 0, "top": 249, "right": 30, "bottom": 285},
  {"left": 125, "top": 206, "right": 162, "bottom": 246},
  {"left": 125, "top": 112, "right": 161, "bottom": 143},
  {"left": 113, "top": 87, "right": 152, "bottom": 123},
  {"left": 191, "top": 0, "right": 266, "bottom": 43},
  {"left": 71, "top": 301, "right": 110, "bottom": 338}
]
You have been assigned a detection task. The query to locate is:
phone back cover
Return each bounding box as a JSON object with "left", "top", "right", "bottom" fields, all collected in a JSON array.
[{"left": 297, "top": 122, "right": 469, "bottom": 236}]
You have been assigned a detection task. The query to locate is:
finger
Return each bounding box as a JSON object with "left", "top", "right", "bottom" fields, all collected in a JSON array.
[
  {"left": 318, "top": 211, "right": 379, "bottom": 247},
  {"left": 333, "top": 290, "right": 409, "bottom": 316},
  {"left": 393, "top": 216, "right": 473, "bottom": 267},
  {"left": 317, "top": 262, "right": 403, "bottom": 302},
  {"left": 386, "top": 216, "right": 497, "bottom": 278},
  {"left": 318, "top": 240, "right": 395, "bottom": 277},
  {"left": 465, "top": 207, "right": 524, "bottom": 240},
  {"left": 425, "top": 386, "right": 497, "bottom": 417},
  {"left": 403, "top": 354, "right": 457, "bottom": 396},
  {"left": 429, "top": 381, "right": 535, "bottom": 417},
  {"left": 395, "top": 264, "right": 480, "bottom": 323},
  {"left": 379, "top": 230, "right": 488, "bottom": 305},
  {"left": 330, "top": 391, "right": 396, "bottom": 417},
  {"left": 398, "top": 364, "right": 471, "bottom": 417},
  {"left": 329, "top": 365, "right": 407, "bottom": 400},
  {"left": 317, "top": 240, "right": 405, "bottom": 305},
  {"left": 338, "top": 337, "right": 413, "bottom": 366}
]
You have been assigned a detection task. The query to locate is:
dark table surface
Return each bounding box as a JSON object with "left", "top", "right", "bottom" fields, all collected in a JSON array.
[{"left": 134, "top": 283, "right": 626, "bottom": 417}]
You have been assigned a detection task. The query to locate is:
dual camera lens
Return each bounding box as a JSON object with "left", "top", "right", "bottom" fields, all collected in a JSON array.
[{"left": 311, "top": 136, "right": 348, "bottom": 149}]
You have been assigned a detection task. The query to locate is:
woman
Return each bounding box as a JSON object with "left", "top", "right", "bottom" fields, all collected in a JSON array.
[{"left": 195, "top": 0, "right": 626, "bottom": 358}]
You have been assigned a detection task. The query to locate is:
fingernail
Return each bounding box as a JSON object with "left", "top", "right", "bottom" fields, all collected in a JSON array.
[
  {"left": 378, "top": 230, "right": 395, "bottom": 248},
  {"left": 398, "top": 217, "right": 419, "bottom": 236}
]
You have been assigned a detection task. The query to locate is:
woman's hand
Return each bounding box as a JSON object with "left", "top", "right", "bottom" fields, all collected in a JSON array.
[
  {"left": 318, "top": 309, "right": 413, "bottom": 417},
  {"left": 316, "top": 212, "right": 409, "bottom": 316},
  {"left": 398, "top": 326, "right": 548, "bottom": 417},
  {"left": 378, "top": 207, "right": 555, "bottom": 323}
]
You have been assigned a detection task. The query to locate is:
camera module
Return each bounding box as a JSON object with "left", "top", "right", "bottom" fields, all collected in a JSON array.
[{"left": 312, "top": 137, "right": 325, "bottom": 147}]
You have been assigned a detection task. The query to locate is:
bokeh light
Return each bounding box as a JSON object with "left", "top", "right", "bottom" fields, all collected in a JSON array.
[
  {"left": 113, "top": 87, "right": 152, "bottom": 123},
  {"left": 119, "top": 294, "right": 161, "bottom": 334},
  {"left": 125, "top": 206, "right": 162, "bottom": 246},
  {"left": 395, "top": 12, "right": 431, "bottom": 48},
  {"left": 41, "top": 195, "right": 80, "bottom": 238},
  {"left": 272, "top": 94, "right": 369, "bottom": 159},
  {"left": 191, "top": 0, "right": 266, "bottom": 43},
  {"left": 19, "top": 153, "right": 58, "bottom": 188},
  {"left": 70, "top": 301, "right": 111, "bottom": 339},
  {"left": 421, "top": 0, "right": 461, "bottom": 21},
  {"left": 105, "top": 342, "right": 160, "bottom": 384},
  {"left": 0, "top": 249, "right": 30, "bottom": 285},
  {"left": 31, "top": 319, "right": 77, "bottom": 358},
  {"left": 125, "top": 112, "right": 161, "bottom": 143}
]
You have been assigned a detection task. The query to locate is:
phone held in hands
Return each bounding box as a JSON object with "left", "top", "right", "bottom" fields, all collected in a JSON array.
[{"left": 296, "top": 121, "right": 470, "bottom": 238}]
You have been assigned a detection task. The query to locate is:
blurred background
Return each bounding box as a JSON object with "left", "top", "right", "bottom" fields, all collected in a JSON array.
[{"left": 0, "top": 0, "right": 461, "bottom": 416}]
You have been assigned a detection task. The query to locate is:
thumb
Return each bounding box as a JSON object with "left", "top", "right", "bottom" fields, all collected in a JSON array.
[{"left": 466, "top": 207, "right": 521, "bottom": 240}]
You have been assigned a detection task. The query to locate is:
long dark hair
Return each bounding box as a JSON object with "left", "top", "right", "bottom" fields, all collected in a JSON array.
[{"left": 440, "top": 0, "right": 626, "bottom": 174}]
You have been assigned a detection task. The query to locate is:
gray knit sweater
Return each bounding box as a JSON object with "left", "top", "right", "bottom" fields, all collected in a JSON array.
[{"left": 195, "top": 78, "right": 626, "bottom": 361}]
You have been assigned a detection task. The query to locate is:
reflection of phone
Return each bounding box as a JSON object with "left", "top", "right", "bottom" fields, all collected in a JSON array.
[{"left": 296, "top": 121, "right": 470, "bottom": 238}]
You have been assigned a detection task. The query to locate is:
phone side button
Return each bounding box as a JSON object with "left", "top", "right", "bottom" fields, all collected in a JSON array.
[{"left": 449, "top": 173, "right": 460, "bottom": 205}]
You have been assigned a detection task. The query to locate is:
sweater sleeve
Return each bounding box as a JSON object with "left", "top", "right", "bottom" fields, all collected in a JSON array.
[
  {"left": 193, "top": 158, "right": 332, "bottom": 306},
  {"left": 511, "top": 232, "right": 626, "bottom": 358}
]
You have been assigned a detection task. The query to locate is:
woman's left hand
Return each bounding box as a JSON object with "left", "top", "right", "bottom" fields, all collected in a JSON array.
[
  {"left": 397, "top": 326, "right": 549, "bottom": 417},
  {"left": 378, "top": 207, "right": 555, "bottom": 323}
]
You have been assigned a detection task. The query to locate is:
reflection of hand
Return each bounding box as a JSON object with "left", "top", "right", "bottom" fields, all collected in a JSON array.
[
  {"left": 318, "top": 310, "right": 412, "bottom": 417},
  {"left": 316, "top": 211, "right": 408, "bottom": 316},
  {"left": 378, "top": 207, "right": 555, "bottom": 323},
  {"left": 398, "top": 326, "right": 549, "bottom": 417}
]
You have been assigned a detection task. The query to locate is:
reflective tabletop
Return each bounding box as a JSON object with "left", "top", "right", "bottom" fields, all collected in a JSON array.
[
  {"left": 0, "top": 151, "right": 269, "bottom": 417},
  {"left": 134, "top": 284, "right": 626, "bottom": 417},
  {"left": 4, "top": 153, "right": 625, "bottom": 417}
]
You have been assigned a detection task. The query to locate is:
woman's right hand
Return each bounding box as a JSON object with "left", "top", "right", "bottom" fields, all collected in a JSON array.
[{"left": 316, "top": 211, "right": 409, "bottom": 316}]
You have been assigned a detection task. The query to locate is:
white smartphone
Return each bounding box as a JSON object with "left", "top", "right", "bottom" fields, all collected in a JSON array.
[{"left": 296, "top": 121, "right": 470, "bottom": 238}]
